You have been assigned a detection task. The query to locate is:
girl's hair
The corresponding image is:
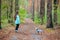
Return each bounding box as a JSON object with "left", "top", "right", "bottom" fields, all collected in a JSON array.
[
  {"left": 16, "top": 11, "right": 18, "bottom": 15},
  {"left": 14, "top": 11, "right": 18, "bottom": 20}
]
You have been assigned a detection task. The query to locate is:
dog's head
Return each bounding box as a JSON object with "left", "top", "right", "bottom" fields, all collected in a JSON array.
[{"left": 35, "top": 27, "right": 38, "bottom": 30}]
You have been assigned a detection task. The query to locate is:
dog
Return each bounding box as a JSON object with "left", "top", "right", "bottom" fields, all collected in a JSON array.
[{"left": 35, "top": 28, "right": 43, "bottom": 34}]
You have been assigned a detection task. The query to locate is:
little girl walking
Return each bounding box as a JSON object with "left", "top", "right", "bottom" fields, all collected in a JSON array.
[{"left": 14, "top": 11, "right": 20, "bottom": 32}]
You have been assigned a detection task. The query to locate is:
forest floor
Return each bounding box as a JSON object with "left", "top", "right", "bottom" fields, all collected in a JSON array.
[{"left": 0, "top": 18, "right": 60, "bottom": 40}]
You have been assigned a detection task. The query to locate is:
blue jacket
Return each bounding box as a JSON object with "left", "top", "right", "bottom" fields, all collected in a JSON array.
[{"left": 15, "top": 15, "right": 20, "bottom": 24}]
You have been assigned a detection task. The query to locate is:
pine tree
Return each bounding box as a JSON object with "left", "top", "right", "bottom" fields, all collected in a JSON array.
[
  {"left": 32, "top": 0, "right": 34, "bottom": 21},
  {"left": 47, "top": 0, "right": 53, "bottom": 28},
  {"left": 54, "top": 0, "right": 59, "bottom": 25},
  {"left": 40, "top": 0, "right": 45, "bottom": 25}
]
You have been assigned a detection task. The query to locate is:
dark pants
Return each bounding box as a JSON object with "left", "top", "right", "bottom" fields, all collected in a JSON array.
[{"left": 15, "top": 24, "right": 19, "bottom": 30}]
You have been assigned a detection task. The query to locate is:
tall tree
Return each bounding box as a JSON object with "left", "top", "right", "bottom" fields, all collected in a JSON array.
[
  {"left": 7, "top": 7, "right": 8, "bottom": 19},
  {"left": 8, "top": 0, "right": 11, "bottom": 23},
  {"left": 8, "top": 0, "right": 13, "bottom": 23},
  {"left": 15, "top": 0, "right": 19, "bottom": 15},
  {"left": 47, "top": 0, "right": 53, "bottom": 28},
  {"left": 10, "top": 0, "right": 13, "bottom": 23},
  {"left": 7, "top": 0, "right": 13, "bottom": 23},
  {"left": 6, "top": 0, "right": 9, "bottom": 22},
  {"left": 40, "top": 0, "right": 45, "bottom": 25},
  {"left": 37, "top": 0, "right": 40, "bottom": 18},
  {"left": 32, "top": 0, "right": 34, "bottom": 21},
  {"left": 54, "top": 0, "right": 59, "bottom": 25},
  {"left": 0, "top": 0, "right": 2, "bottom": 29}
]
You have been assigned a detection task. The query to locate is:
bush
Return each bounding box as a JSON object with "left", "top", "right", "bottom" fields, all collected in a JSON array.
[{"left": 19, "top": 8, "right": 27, "bottom": 23}]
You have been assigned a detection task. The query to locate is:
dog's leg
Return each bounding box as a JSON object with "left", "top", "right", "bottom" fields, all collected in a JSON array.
[{"left": 37, "top": 31, "right": 39, "bottom": 34}]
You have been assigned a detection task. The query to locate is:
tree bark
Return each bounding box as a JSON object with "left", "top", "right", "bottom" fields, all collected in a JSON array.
[
  {"left": 54, "top": 0, "right": 59, "bottom": 25},
  {"left": 47, "top": 0, "right": 53, "bottom": 28},
  {"left": 8, "top": 0, "right": 13, "bottom": 23},
  {"left": 7, "top": 7, "right": 8, "bottom": 20},
  {"left": 32, "top": 0, "right": 34, "bottom": 21},
  {"left": 15, "top": 0, "right": 19, "bottom": 12},
  {"left": 15, "top": 0, "right": 19, "bottom": 13},
  {"left": 37, "top": 0, "right": 40, "bottom": 18},
  {"left": 10, "top": 0, "right": 13, "bottom": 23},
  {"left": 0, "top": 0, "right": 2, "bottom": 29},
  {"left": 40, "top": 0, "right": 45, "bottom": 25},
  {"left": 8, "top": 0, "right": 11, "bottom": 23},
  {"left": 7, "top": 0, "right": 13, "bottom": 23}
]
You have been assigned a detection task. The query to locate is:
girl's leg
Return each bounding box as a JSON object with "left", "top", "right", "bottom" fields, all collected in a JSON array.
[{"left": 15, "top": 24, "right": 19, "bottom": 31}]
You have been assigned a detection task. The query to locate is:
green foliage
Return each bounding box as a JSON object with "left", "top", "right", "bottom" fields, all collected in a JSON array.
[
  {"left": 1, "top": 19, "right": 8, "bottom": 28},
  {"left": 34, "top": 12, "right": 47, "bottom": 24},
  {"left": 19, "top": 8, "right": 27, "bottom": 23},
  {"left": 34, "top": 12, "right": 41, "bottom": 24},
  {"left": 19, "top": 0, "right": 24, "bottom": 5},
  {"left": 19, "top": 0, "right": 28, "bottom": 6},
  {"left": 57, "top": 8, "right": 60, "bottom": 24}
]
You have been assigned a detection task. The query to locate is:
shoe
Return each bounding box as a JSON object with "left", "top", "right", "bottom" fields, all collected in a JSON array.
[{"left": 15, "top": 30, "right": 18, "bottom": 32}]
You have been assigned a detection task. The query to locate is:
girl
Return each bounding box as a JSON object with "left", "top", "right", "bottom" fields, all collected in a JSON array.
[{"left": 14, "top": 12, "right": 20, "bottom": 32}]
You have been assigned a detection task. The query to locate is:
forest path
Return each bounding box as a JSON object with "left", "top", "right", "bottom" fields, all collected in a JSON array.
[
  {"left": 0, "top": 18, "right": 60, "bottom": 40},
  {"left": 7, "top": 18, "right": 44, "bottom": 40}
]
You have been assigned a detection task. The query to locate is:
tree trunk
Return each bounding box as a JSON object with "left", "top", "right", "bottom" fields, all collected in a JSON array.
[
  {"left": 0, "top": 0, "right": 2, "bottom": 29},
  {"left": 47, "top": 0, "right": 53, "bottom": 28},
  {"left": 54, "top": 0, "right": 59, "bottom": 25},
  {"left": 40, "top": 0, "right": 45, "bottom": 25},
  {"left": 32, "top": 0, "right": 34, "bottom": 21},
  {"left": 8, "top": 0, "right": 13, "bottom": 23},
  {"left": 8, "top": 0, "right": 14, "bottom": 23},
  {"left": 37, "top": 0, "right": 40, "bottom": 18},
  {"left": 10, "top": 0, "right": 13, "bottom": 23},
  {"left": 7, "top": 7, "right": 8, "bottom": 20},
  {"left": 8, "top": 0, "right": 11, "bottom": 23},
  {"left": 15, "top": 0, "right": 19, "bottom": 13}
]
